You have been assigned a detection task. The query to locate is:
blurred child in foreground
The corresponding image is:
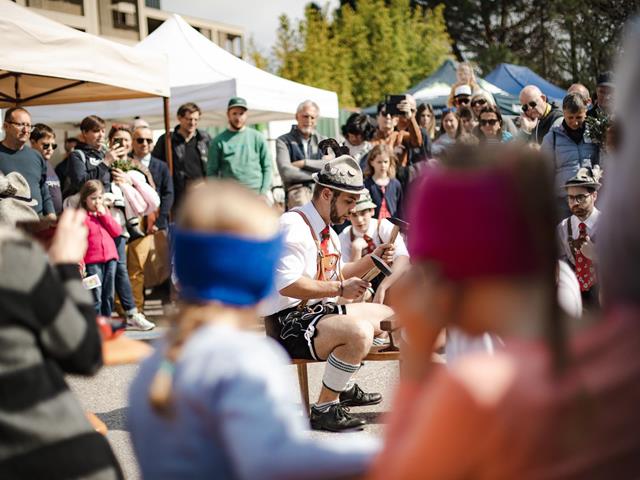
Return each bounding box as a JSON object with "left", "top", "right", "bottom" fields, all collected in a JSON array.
[{"left": 129, "top": 180, "right": 378, "bottom": 480}]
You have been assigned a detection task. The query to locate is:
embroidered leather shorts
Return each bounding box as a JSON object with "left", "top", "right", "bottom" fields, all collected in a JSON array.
[{"left": 264, "top": 302, "right": 347, "bottom": 360}]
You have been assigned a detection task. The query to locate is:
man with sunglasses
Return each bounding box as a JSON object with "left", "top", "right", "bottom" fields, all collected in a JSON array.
[
  {"left": 0, "top": 107, "right": 55, "bottom": 220},
  {"left": 127, "top": 126, "right": 174, "bottom": 311},
  {"left": 557, "top": 168, "right": 601, "bottom": 310},
  {"left": 518, "top": 85, "right": 563, "bottom": 145},
  {"left": 453, "top": 85, "right": 472, "bottom": 109},
  {"left": 30, "top": 123, "right": 62, "bottom": 216}
]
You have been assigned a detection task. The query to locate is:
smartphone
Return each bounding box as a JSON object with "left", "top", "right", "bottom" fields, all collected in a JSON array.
[
  {"left": 113, "top": 138, "right": 124, "bottom": 148},
  {"left": 385, "top": 94, "right": 407, "bottom": 116}
]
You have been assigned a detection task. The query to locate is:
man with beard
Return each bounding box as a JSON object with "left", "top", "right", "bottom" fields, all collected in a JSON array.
[
  {"left": 275, "top": 100, "right": 326, "bottom": 208},
  {"left": 262, "top": 155, "right": 395, "bottom": 432},
  {"left": 207, "top": 97, "right": 272, "bottom": 195},
  {"left": 557, "top": 168, "right": 601, "bottom": 310}
]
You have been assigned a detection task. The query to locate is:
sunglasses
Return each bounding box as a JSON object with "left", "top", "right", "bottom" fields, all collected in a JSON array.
[
  {"left": 521, "top": 101, "right": 538, "bottom": 112},
  {"left": 42, "top": 143, "right": 58, "bottom": 150},
  {"left": 471, "top": 99, "right": 487, "bottom": 107},
  {"left": 455, "top": 97, "right": 470, "bottom": 105},
  {"left": 135, "top": 138, "right": 153, "bottom": 144},
  {"left": 480, "top": 119, "right": 499, "bottom": 126}
]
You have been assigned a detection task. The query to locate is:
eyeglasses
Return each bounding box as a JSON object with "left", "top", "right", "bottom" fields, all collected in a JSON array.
[
  {"left": 567, "top": 193, "right": 591, "bottom": 204},
  {"left": 521, "top": 101, "right": 538, "bottom": 112},
  {"left": 135, "top": 138, "right": 153, "bottom": 145},
  {"left": 7, "top": 121, "right": 33, "bottom": 131},
  {"left": 455, "top": 97, "right": 470, "bottom": 105},
  {"left": 42, "top": 143, "right": 58, "bottom": 150},
  {"left": 480, "top": 118, "right": 499, "bottom": 126},
  {"left": 471, "top": 99, "right": 487, "bottom": 107}
]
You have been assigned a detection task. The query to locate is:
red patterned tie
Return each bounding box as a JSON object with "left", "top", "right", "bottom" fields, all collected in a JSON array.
[
  {"left": 320, "top": 226, "right": 331, "bottom": 256},
  {"left": 575, "top": 222, "right": 596, "bottom": 292},
  {"left": 362, "top": 234, "right": 376, "bottom": 257}
]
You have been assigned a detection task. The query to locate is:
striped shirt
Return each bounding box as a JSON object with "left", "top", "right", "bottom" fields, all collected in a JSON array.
[{"left": 0, "top": 232, "right": 122, "bottom": 479}]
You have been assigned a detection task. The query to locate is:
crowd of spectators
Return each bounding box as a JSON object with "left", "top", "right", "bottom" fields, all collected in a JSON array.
[{"left": 0, "top": 45, "right": 635, "bottom": 478}]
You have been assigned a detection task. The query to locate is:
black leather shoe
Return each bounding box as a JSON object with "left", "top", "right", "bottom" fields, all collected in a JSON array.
[
  {"left": 310, "top": 404, "right": 366, "bottom": 432},
  {"left": 339, "top": 383, "right": 383, "bottom": 407}
]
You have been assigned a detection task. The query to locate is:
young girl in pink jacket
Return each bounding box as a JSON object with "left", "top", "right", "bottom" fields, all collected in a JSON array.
[{"left": 80, "top": 180, "right": 122, "bottom": 317}]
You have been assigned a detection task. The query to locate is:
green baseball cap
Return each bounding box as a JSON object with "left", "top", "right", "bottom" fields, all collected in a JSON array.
[{"left": 227, "top": 96, "right": 248, "bottom": 110}]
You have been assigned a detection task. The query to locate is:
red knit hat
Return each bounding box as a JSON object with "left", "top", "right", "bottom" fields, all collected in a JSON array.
[{"left": 408, "top": 165, "right": 542, "bottom": 281}]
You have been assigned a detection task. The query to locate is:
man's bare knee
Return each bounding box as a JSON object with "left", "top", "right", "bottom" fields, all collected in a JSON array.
[{"left": 341, "top": 316, "right": 374, "bottom": 356}]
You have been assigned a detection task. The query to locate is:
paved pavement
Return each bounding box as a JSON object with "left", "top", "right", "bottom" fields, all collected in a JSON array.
[{"left": 66, "top": 301, "right": 399, "bottom": 479}]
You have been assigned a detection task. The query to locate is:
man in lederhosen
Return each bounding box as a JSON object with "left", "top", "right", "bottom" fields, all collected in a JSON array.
[
  {"left": 557, "top": 167, "right": 602, "bottom": 311},
  {"left": 262, "top": 155, "right": 395, "bottom": 432}
]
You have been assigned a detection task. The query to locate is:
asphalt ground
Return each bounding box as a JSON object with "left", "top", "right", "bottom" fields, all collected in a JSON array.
[{"left": 66, "top": 299, "right": 400, "bottom": 479}]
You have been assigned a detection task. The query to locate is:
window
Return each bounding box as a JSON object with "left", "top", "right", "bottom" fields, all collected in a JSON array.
[
  {"left": 147, "top": 17, "right": 163, "bottom": 35},
  {"left": 145, "top": 0, "right": 160, "bottom": 8},
  {"left": 222, "top": 33, "right": 243, "bottom": 57},
  {"left": 194, "top": 26, "right": 212, "bottom": 39},
  {"left": 27, "top": 0, "right": 84, "bottom": 16},
  {"left": 111, "top": 0, "right": 138, "bottom": 30}
]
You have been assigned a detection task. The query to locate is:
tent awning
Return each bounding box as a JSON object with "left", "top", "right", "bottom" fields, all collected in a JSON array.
[
  {"left": 27, "top": 14, "right": 338, "bottom": 127},
  {"left": 0, "top": 0, "right": 170, "bottom": 108},
  {"left": 485, "top": 63, "right": 566, "bottom": 103}
]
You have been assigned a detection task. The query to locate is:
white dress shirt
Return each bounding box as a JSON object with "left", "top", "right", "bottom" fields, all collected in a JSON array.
[
  {"left": 260, "top": 201, "right": 343, "bottom": 316},
  {"left": 556, "top": 208, "right": 600, "bottom": 266},
  {"left": 338, "top": 218, "right": 409, "bottom": 263}
]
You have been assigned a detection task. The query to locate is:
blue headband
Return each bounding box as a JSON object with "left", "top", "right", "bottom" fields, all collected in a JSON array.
[{"left": 173, "top": 229, "right": 283, "bottom": 307}]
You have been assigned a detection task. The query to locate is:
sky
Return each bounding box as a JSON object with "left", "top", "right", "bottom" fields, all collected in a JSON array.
[{"left": 161, "top": 0, "right": 340, "bottom": 53}]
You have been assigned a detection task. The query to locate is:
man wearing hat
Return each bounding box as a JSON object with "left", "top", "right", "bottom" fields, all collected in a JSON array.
[
  {"left": 453, "top": 84, "right": 472, "bottom": 109},
  {"left": 207, "top": 97, "right": 272, "bottom": 195},
  {"left": 588, "top": 71, "right": 614, "bottom": 118},
  {"left": 339, "top": 191, "right": 409, "bottom": 303},
  {"left": 261, "top": 153, "right": 395, "bottom": 432},
  {"left": 557, "top": 167, "right": 602, "bottom": 309}
]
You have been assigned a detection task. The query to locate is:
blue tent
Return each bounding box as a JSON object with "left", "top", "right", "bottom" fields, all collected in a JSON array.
[{"left": 485, "top": 63, "right": 566, "bottom": 103}]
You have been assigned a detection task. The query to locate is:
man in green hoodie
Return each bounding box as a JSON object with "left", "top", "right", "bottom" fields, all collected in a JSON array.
[{"left": 207, "top": 97, "right": 272, "bottom": 195}]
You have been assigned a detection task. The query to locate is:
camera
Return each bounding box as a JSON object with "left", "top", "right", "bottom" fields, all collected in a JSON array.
[{"left": 384, "top": 94, "right": 407, "bottom": 116}]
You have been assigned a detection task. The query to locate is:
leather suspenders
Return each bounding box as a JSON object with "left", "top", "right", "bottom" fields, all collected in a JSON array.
[{"left": 292, "top": 209, "right": 343, "bottom": 310}]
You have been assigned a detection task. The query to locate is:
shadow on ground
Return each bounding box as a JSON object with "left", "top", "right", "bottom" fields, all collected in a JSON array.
[{"left": 96, "top": 407, "right": 130, "bottom": 432}]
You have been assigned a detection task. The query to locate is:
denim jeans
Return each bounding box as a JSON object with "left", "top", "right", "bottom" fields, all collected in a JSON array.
[
  {"left": 86, "top": 260, "right": 117, "bottom": 317},
  {"left": 114, "top": 235, "right": 138, "bottom": 315}
]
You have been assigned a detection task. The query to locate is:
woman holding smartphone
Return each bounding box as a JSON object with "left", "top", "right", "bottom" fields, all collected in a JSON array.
[{"left": 106, "top": 124, "right": 157, "bottom": 331}]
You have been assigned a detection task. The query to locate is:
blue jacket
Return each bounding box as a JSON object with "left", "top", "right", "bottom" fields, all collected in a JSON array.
[
  {"left": 148, "top": 157, "right": 174, "bottom": 230},
  {"left": 364, "top": 177, "right": 404, "bottom": 219},
  {"left": 542, "top": 123, "right": 599, "bottom": 197}
]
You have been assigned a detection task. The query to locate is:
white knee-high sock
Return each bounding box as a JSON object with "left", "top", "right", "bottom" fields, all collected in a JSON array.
[{"left": 322, "top": 353, "right": 360, "bottom": 393}]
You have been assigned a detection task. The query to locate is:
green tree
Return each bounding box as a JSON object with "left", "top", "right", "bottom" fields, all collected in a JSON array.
[
  {"left": 273, "top": 14, "right": 302, "bottom": 81},
  {"left": 247, "top": 37, "right": 270, "bottom": 72},
  {"left": 272, "top": 1, "right": 451, "bottom": 107}
]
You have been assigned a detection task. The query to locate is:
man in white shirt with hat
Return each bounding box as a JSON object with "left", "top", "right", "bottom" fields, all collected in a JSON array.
[
  {"left": 557, "top": 167, "right": 602, "bottom": 310},
  {"left": 339, "top": 191, "right": 409, "bottom": 304},
  {"left": 262, "top": 153, "right": 395, "bottom": 432}
]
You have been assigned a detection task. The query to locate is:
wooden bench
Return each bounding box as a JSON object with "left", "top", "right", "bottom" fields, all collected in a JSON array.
[{"left": 292, "top": 350, "right": 402, "bottom": 411}]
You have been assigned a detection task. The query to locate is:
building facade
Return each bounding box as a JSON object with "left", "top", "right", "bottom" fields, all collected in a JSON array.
[{"left": 15, "top": 0, "right": 245, "bottom": 57}]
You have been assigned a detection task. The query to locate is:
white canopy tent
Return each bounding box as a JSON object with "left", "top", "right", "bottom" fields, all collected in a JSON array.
[
  {"left": 0, "top": 0, "right": 169, "bottom": 107},
  {"left": 28, "top": 14, "right": 339, "bottom": 127}
]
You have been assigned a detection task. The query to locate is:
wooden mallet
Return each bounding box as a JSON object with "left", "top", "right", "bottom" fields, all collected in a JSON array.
[
  {"left": 387, "top": 217, "right": 409, "bottom": 244},
  {"left": 362, "top": 254, "right": 393, "bottom": 283},
  {"left": 361, "top": 217, "right": 409, "bottom": 280}
]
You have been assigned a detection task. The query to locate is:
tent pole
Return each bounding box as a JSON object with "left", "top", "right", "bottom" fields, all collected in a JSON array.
[{"left": 163, "top": 96, "right": 173, "bottom": 176}]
